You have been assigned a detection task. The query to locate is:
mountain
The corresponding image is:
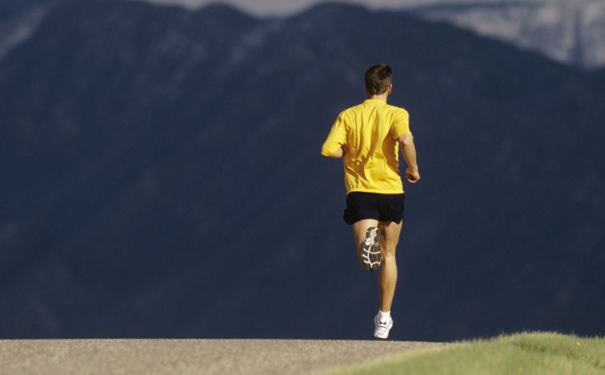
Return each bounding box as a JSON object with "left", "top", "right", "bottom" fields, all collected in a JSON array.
[
  {"left": 8, "top": 1, "right": 605, "bottom": 69},
  {"left": 0, "top": 0, "right": 604, "bottom": 341},
  {"left": 409, "top": 0, "right": 605, "bottom": 70}
]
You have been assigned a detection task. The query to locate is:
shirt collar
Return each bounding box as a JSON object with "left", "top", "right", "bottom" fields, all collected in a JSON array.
[{"left": 364, "top": 99, "right": 387, "bottom": 106}]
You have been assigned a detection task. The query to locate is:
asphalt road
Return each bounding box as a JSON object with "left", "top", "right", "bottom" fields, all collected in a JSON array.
[{"left": 0, "top": 339, "right": 445, "bottom": 375}]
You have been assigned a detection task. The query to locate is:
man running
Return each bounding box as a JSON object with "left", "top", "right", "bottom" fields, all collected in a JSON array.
[{"left": 321, "top": 63, "right": 420, "bottom": 339}]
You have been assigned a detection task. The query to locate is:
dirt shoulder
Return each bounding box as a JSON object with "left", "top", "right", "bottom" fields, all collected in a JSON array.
[{"left": 0, "top": 339, "right": 445, "bottom": 375}]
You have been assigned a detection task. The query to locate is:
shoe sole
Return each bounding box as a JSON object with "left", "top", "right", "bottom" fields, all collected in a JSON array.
[
  {"left": 374, "top": 331, "right": 389, "bottom": 339},
  {"left": 361, "top": 227, "right": 381, "bottom": 271},
  {"left": 374, "top": 319, "right": 393, "bottom": 339}
]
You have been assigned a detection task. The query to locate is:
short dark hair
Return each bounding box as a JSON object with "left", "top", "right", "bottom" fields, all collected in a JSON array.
[{"left": 365, "top": 64, "right": 392, "bottom": 96}]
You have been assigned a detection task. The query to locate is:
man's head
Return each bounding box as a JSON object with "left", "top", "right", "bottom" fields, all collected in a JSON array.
[{"left": 365, "top": 64, "right": 392, "bottom": 96}]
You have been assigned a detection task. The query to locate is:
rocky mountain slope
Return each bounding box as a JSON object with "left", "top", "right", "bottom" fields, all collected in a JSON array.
[{"left": 411, "top": 0, "right": 605, "bottom": 70}]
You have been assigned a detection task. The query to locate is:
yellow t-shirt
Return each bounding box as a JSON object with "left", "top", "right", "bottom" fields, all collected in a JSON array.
[{"left": 321, "top": 99, "right": 411, "bottom": 194}]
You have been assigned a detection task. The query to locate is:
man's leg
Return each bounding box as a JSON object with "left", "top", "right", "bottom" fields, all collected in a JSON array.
[
  {"left": 377, "top": 220, "right": 402, "bottom": 312},
  {"left": 352, "top": 219, "right": 380, "bottom": 270}
]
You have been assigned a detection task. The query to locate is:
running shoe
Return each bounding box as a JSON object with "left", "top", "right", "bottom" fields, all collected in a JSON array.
[
  {"left": 361, "top": 227, "right": 381, "bottom": 271},
  {"left": 374, "top": 314, "right": 393, "bottom": 339}
]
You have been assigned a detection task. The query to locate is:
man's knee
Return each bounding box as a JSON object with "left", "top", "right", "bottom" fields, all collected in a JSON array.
[{"left": 380, "top": 247, "right": 397, "bottom": 259}]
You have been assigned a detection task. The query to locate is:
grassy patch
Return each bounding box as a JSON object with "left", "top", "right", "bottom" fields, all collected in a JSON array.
[{"left": 316, "top": 332, "right": 605, "bottom": 375}]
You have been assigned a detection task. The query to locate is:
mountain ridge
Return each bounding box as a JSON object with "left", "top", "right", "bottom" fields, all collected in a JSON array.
[{"left": 410, "top": 0, "right": 605, "bottom": 69}]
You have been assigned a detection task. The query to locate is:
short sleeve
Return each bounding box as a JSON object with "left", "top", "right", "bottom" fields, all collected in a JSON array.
[
  {"left": 391, "top": 109, "right": 411, "bottom": 139},
  {"left": 321, "top": 113, "right": 347, "bottom": 156}
]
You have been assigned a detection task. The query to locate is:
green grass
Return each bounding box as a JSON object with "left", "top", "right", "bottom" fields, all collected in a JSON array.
[{"left": 316, "top": 332, "right": 605, "bottom": 375}]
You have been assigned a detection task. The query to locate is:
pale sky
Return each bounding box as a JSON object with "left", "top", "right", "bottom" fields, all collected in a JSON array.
[{"left": 130, "top": 0, "right": 529, "bottom": 17}]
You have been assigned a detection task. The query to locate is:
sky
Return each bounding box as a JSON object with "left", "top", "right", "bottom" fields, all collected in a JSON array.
[{"left": 130, "top": 0, "right": 528, "bottom": 17}]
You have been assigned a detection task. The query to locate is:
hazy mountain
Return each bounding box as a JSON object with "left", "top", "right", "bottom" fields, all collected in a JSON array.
[
  {"left": 0, "top": 0, "right": 603, "bottom": 341},
  {"left": 410, "top": 0, "right": 605, "bottom": 70},
  {"left": 5, "top": 0, "right": 605, "bottom": 69}
]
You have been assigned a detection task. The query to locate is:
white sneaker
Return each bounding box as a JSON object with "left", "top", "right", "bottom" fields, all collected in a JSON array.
[
  {"left": 361, "top": 227, "right": 381, "bottom": 271},
  {"left": 374, "top": 314, "right": 393, "bottom": 339}
]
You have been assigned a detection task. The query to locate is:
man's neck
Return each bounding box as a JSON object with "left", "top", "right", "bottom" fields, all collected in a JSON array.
[{"left": 368, "top": 93, "right": 388, "bottom": 103}]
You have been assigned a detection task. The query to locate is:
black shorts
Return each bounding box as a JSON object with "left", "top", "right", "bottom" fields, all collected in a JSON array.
[{"left": 343, "top": 192, "right": 405, "bottom": 225}]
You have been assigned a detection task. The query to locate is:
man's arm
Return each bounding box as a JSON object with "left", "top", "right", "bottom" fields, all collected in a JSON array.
[
  {"left": 321, "top": 113, "right": 347, "bottom": 158},
  {"left": 398, "top": 134, "right": 420, "bottom": 183},
  {"left": 325, "top": 146, "right": 344, "bottom": 158}
]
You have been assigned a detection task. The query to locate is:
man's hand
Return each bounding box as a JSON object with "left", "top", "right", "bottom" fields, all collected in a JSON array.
[
  {"left": 406, "top": 167, "right": 420, "bottom": 183},
  {"left": 398, "top": 134, "right": 419, "bottom": 183}
]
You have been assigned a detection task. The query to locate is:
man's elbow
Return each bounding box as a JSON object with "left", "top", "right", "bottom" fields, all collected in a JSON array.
[{"left": 398, "top": 134, "right": 414, "bottom": 147}]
